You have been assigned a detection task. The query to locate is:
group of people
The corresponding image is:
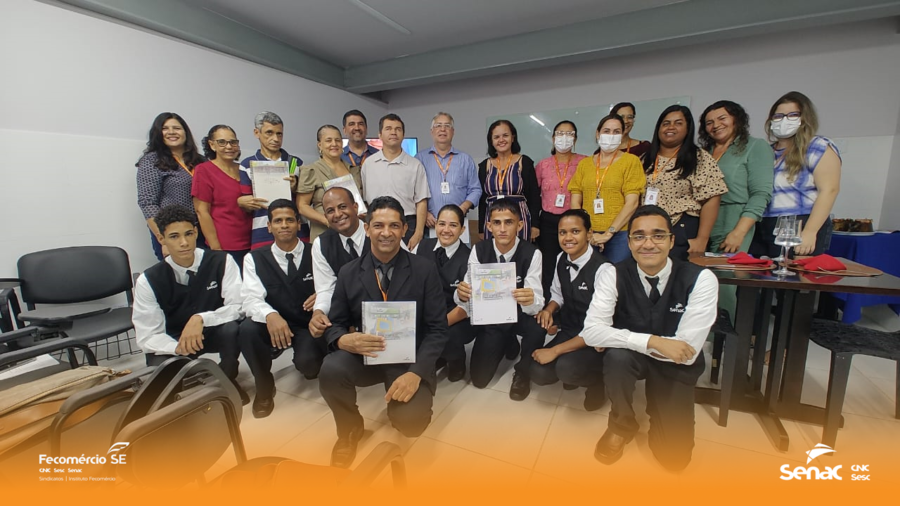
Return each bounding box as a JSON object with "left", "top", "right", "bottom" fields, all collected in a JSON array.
[{"left": 132, "top": 91, "right": 841, "bottom": 472}]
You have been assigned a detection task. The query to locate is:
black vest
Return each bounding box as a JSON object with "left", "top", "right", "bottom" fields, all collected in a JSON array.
[
  {"left": 144, "top": 251, "right": 227, "bottom": 338},
  {"left": 474, "top": 239, "right": 536, "bottom": 290},
  {"left": 319, "top": 227, "right": 369, "bottom": 276},
  {"left": 556, "top": 251, "right": 607, "bottom": 332},
  {"left": 612, "top": 257, "right": 707, "bottom": 383},
  {"left": 415, "top": 238, "right": 470, "bottom": 311},
  {"left": 249, "top": 245, "right": 315, "bottom": 326}
]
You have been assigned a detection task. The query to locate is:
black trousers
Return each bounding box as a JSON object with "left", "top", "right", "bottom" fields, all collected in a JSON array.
[
  {"left": 469, "top": 314, "right": 546, "bottom": 388},
  {"left": 604, "top": 348, "right": 704, "bottom": 471},
  {"left": 239, "top": 319, "right": 327, "bottom": 398},
  {"left": 538, "top": 211, "right": 563, "bottom": 297},
  {"left": 144, "top": 321, "right": 240, "bottom": 379},
  {"left": 670, "top": 214, "right": 699, "bottom": 261},
  {"left": 441, "top": 318, "right": 475, "bottom": 364},
  {"left": 318, "top": 350, "right": 433, "bottom": 437},
  {"left": 403, "top": 215, "right": 418, "bottom": 244},
  {"left": 749, "top": 215, "right": 833, "bottom": 258},
  {"left": 530, "top": 330, "right": 605, "bottom": 388}
]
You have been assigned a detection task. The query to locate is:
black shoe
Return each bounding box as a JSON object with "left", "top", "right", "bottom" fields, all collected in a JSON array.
[
  {"left": 509, "top": 372, "right": 531, "bottom": 401},
  {"left": 504, "top": 337, "right": 520, "bottom": 360},
  {"left": 435, "top": 357, "right": 447, "bottom": 371},
  {"left": 563, "top": 383, "right": 578, "bottom": 391},
  {"left": 252, "top": 395, "right": 275, "bottom": 419},
  {"left": 583, "top": 385, "right": 607, "bottom": 412},
  {"left": 331, "top": 425, "right": 364, "bottom": 468},
  {"left": 447, "top": 360, "right": 466, "bottom": 382},
  {"left": 594, "top": 429, "right": 632, "bottom": 465}
]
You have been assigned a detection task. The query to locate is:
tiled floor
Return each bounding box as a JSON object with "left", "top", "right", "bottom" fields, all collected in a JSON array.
[{"left": 101, "top": 307, "right": 900, "bottom": 489}]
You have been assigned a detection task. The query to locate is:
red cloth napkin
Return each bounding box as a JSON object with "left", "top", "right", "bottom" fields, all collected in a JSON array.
[
  {"left": 727, "top": 252, "right": 773, "bottom": 267},
  {"left": 792, "top": 254, "right": 847, "bottom": 271}
]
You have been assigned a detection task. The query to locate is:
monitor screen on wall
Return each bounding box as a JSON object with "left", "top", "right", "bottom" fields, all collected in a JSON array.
[{"left": 342, "top": 138, "right": 418, "bottom": 157}]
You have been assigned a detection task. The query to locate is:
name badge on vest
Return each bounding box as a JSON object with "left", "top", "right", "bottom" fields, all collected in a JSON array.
[
  {"left": 644, "top": 187, "right": 660, "bottom": 206},
  {"left": 441, "top": 181, "right": 450, "bottom": 194},
  {"left": 554, "top": 194, "right": 566, "bottom": 208},
  {"left": 593, "top": 198, "right": 605, "bottom": 215}
]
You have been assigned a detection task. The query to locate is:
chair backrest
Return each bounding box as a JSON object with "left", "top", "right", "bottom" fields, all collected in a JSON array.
[{"left": 17, "top": 246, "right": 133, "bottom": 306}]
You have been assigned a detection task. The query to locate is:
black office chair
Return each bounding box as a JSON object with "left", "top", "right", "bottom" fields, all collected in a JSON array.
[
  {"left": 11, "top": 246, "right": 137, "bottom": 358},
  {"left": 808, "top": 318, "right": 900, "bottom": 448}
]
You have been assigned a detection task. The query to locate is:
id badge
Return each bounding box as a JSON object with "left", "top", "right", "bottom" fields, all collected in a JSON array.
[
  {"left": 441, "top": 181, "right": 450, "bottom": 194},
  {"left": 644, "top": 187, "right": 660, "bottom": 205},
  {"left": 593, "top": 198, "right": 605, "bottom": 214},
  {"left": 554, "top": 194, "right": 566, "bottom": 208}
]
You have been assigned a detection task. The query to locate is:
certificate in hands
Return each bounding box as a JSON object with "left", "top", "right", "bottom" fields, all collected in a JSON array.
[
  {"left": 363, "top": 301, "right": 416, "bottom": 365},
  {"left": 324, "top": 174, "right": 367, "bottom": 214},
  {"left": 470, "top": 262, "right": 517, "bottom": 325},
  {"left": 249, "top": 161, "right": 291, "bottom": 206}
]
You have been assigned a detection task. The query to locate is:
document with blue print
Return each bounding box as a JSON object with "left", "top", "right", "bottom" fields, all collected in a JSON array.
[
  {"left": 470, "top": 262, "right": 517, "bottom": 325},
  {"left": 249, "top": 160, "right": 291, "bottom": 205},
  {"left": 363, "top": 301, "right": 416, "bottom": 365}
]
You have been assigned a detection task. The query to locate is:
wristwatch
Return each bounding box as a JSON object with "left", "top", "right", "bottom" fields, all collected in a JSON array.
[{"left": 607, "top": 226, "right": 617, "bottom": 234}]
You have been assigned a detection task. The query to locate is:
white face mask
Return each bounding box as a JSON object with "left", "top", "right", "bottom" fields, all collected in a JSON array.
[
  {"left": 597, "top": 134, "right": 622, "bottom": 153},
  {"left": 771, "top": 118, "right": 801, "bottom": 139},
  {"left": 554, "top": 135, "right": 574, "bottom": 152}
]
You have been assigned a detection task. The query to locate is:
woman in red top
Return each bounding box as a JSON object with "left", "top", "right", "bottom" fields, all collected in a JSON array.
[
  {"left": 192, "top": 124, "right": 252, "bottom": 269},
  {"left": 611, "top": 102, "right": 651, "bottom": 161}
]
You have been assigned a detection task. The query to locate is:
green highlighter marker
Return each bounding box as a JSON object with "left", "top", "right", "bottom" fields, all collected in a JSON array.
[{"left": 289, "top": 157, "right": 298, "bottom": 175}]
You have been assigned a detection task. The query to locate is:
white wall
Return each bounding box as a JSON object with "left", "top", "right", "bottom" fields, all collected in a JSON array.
[
  {"left": 387, "top": 18, "right": 900, "bottom": 229},
  {"left": 880, "top": 108, "right": 900, "bottom": 229},
  {"left": 0, "top": 0, "right": 386, "bottom": 277}
]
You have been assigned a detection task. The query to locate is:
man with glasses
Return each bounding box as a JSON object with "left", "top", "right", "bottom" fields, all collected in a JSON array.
[
  {"left": 581, "top": 205, "right": 718, "bottom": 471},
  {"left": 415, "top": 112, "right": 481, "bottom": 240},
  {"left": 239, "top": 111, "right": 305, "bottom": 250}
]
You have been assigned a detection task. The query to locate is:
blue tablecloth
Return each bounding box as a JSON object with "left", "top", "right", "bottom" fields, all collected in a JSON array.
[{"left": 826, "top": 232, "right": 900, "bottom": 323}]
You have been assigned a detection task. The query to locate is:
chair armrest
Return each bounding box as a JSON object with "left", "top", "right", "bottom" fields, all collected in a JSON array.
[
  {"left": 0, "top": 326, "right": 42, "bottom": 346},
  {"left": 0, "top": 288, "right": 23, "bottom": 332},
  {"left": 0, "top": 338, "right": 97, "bottom": 369},
  {"left": 342, "top": 441, "right": 406, "bottom": 489},
  {"left": 0, "top": 278, "right": 23, "bottom": 289}
]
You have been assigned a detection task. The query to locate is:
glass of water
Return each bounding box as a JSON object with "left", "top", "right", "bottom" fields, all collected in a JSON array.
[{"left": 773, "top": 216, "right": 801, "bottom": 276}]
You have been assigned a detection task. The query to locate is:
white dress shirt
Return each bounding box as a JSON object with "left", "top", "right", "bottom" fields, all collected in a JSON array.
[
  {"left": 311, "top": 221, "right": 366, "bottom": 315},
  {"left": 242, "top": 241, "right": 306, "bottom": 323},
  {"left": 361, "top": 150, "right": 431, "bottom": 216},
  {"left": 133, "top": 249, "right": 244, "bottom": 355},
  {"left": 549, "top": 248, "right": 597, "bottom": 308},
  {"left": 580, "top": 258, "right": 718, "bottom": 365},
  {"left": 454, "top": 238, "right": 544, "bottom": 316}
]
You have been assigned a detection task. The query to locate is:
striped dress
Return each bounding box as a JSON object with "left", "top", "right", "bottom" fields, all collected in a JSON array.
[{"left": 478, "top": 155, "right": 540, "bottom": 242}]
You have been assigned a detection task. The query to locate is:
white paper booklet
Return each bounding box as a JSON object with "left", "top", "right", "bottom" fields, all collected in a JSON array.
[
  {"left": 362, "top": 301, "right": 416, "bottom": 365},
  {"left": 323, "top": 174, "right": 367, "bottom": 214},
  {"left": 470, "top": 262, "right": 517, "bottom": 325},
  {"left": 249, "top": 160, "right": 291, "bottom": 205}
]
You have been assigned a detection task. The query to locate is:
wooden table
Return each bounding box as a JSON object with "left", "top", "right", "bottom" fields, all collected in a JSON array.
[{"left": 691, "top": 256, "right": 900, "bottom": 451}]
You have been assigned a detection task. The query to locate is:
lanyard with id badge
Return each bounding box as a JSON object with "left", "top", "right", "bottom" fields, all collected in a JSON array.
[
  {"left": 433, "top": 152, "right": 455, "bottom": 194},
  {"left": 646, "top": 148, "right": 678, "bottom": 206},
  {"left": 592, "top": 151, "right": 618, "bottom": 214},
  {"left": 553, "top": 155, "right": 572, "bottom": 208}
]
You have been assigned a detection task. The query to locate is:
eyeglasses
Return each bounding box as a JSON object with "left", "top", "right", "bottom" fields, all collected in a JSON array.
[
  {"left": 432, "top": 123, "right": 453, "bottom": 130},
  {"left": 628, "top": 233, "right": 673, "bottom": 244},
  {"left": 619, "top": 114, "right": 636, "bottom": 121},
  {"left": 771, "top": 112, "right": 801, "bottom": 122},
  {"left": 554, "top": 131, "right": 576, "bottom": 138},
  {"left": 214, "top": 139, "right": 240, "bottom": 147}
]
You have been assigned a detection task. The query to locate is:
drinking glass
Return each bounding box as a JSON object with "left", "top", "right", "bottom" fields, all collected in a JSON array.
[
  {"left": 773, "top": 216, "right": 801, "bottom": 276},
  {"left": 771, "top": 215, "right": 786, "bottom": 262}
]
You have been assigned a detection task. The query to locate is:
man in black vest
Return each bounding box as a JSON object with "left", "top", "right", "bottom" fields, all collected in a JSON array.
[
  {"left": 309, "top": 187, "right": 367, "bottom": 338},
  {"left": 132, "top": 205, "right": 248, "bottom": 403},
  {"left": 320, "top": 196, "right": 447, "bottom": 469},
  {"left": 531, "top": 209, "right": 608, "bottom": 411},
  {"left": 239, "top": 199, "right": 322, "bottom": 418},
  {"left": 455, "top": 199, "right": 545, "bottom": 401},
  {"left": 582, "top": 205, "right": 718, "bottom": 471}
]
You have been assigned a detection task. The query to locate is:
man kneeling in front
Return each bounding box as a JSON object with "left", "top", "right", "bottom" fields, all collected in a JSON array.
[
  {"left": 581, "top": 205, "right": 717, "bottom": 471},
  {"left": 133, "top": 204, "right": 249, "bottom": 403}
]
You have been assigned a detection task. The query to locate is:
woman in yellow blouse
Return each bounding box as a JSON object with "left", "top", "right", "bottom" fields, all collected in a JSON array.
[
  {"left": 296, "top": 125, "right": 363, "bottom": 242},
  {"left": 568, "top": 114, "right": 646, "bottom": 262}
]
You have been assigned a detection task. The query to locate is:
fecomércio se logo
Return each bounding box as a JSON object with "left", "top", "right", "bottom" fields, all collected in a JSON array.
[{"left": 779, "top": 444, "right": 871, "bottom": 482}]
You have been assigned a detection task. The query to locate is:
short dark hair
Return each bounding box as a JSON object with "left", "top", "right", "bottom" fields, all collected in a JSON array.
[
  {"left": 487, "top": 198, "right": 522, "bottom": 221},
  {"left": 611, "top": 102, "right": 636, "bottom": 117},
  {"left": 323, "top": 186, "right": 355, "bottom": 204},
  {"left": 378, "top": 113, "right": 405, "bottom": 133},
  {"left": 698, "top": 100, "right": 751, "bottom": 154},
  {"left": 155, "top": 205, "right": 196, "bottom": 235},
  {"left": 486, "top": 120, "right": 521, "bottom": 158},
  {"left": 342, "top": 110, "right": 367, "bottom": 127},
  {"left": 628, "top": 205, "right": 674, "bottom": 234},
  {"left": 559, "top": 208, "right": 592, "bottom": 232},
  {"left": 267, "top": 198, "right": 299, "bottom": 220},
  {"left": 550, "top": 120, "right": 577, "bottom": 155},
  {"left": 367, "top": 196, "right": 406, "bottom": 225},
  {"left": 202, "top": 124, "right": 237, "bottom": 160},
  {"left": 437, "top": 204, "right": 465, "bottom": 224}
]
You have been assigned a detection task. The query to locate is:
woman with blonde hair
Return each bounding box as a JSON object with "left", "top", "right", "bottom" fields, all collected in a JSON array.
[{"left": 750, "top": 91, "right": 841, "bottom": 257}]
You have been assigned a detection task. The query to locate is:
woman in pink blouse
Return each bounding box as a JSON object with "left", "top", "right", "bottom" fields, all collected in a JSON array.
[
  {"left": 534, "top": 120, "right": 587, "bottom": 295},
  {"left": 192, "top": 124, "right": 252, "bottom": 269}
]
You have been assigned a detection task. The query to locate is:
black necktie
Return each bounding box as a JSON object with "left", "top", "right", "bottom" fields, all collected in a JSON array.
[
  {"left": 377, "top": 263, "right": 391, "bottom": 292},
  {"left": 437, "top": 247, "right": 449, "bottom": 268},
  {"left": 565, "top": 259, "right": 579, "bottom": 272},
  {"left": 347, "top": 238, "right": 359, "bottom": 259},
  {"left": 285, "top": 253, "right": 297, "bottom": 278},
  {"left": 499, "top": 255, "right": 507, "bottom": 263},
  {"left": 646, "top": 276, "right": 661, "bottom": 304},
  {"left": 186, "top": 270, "right": 196, "bottom": 285}
]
